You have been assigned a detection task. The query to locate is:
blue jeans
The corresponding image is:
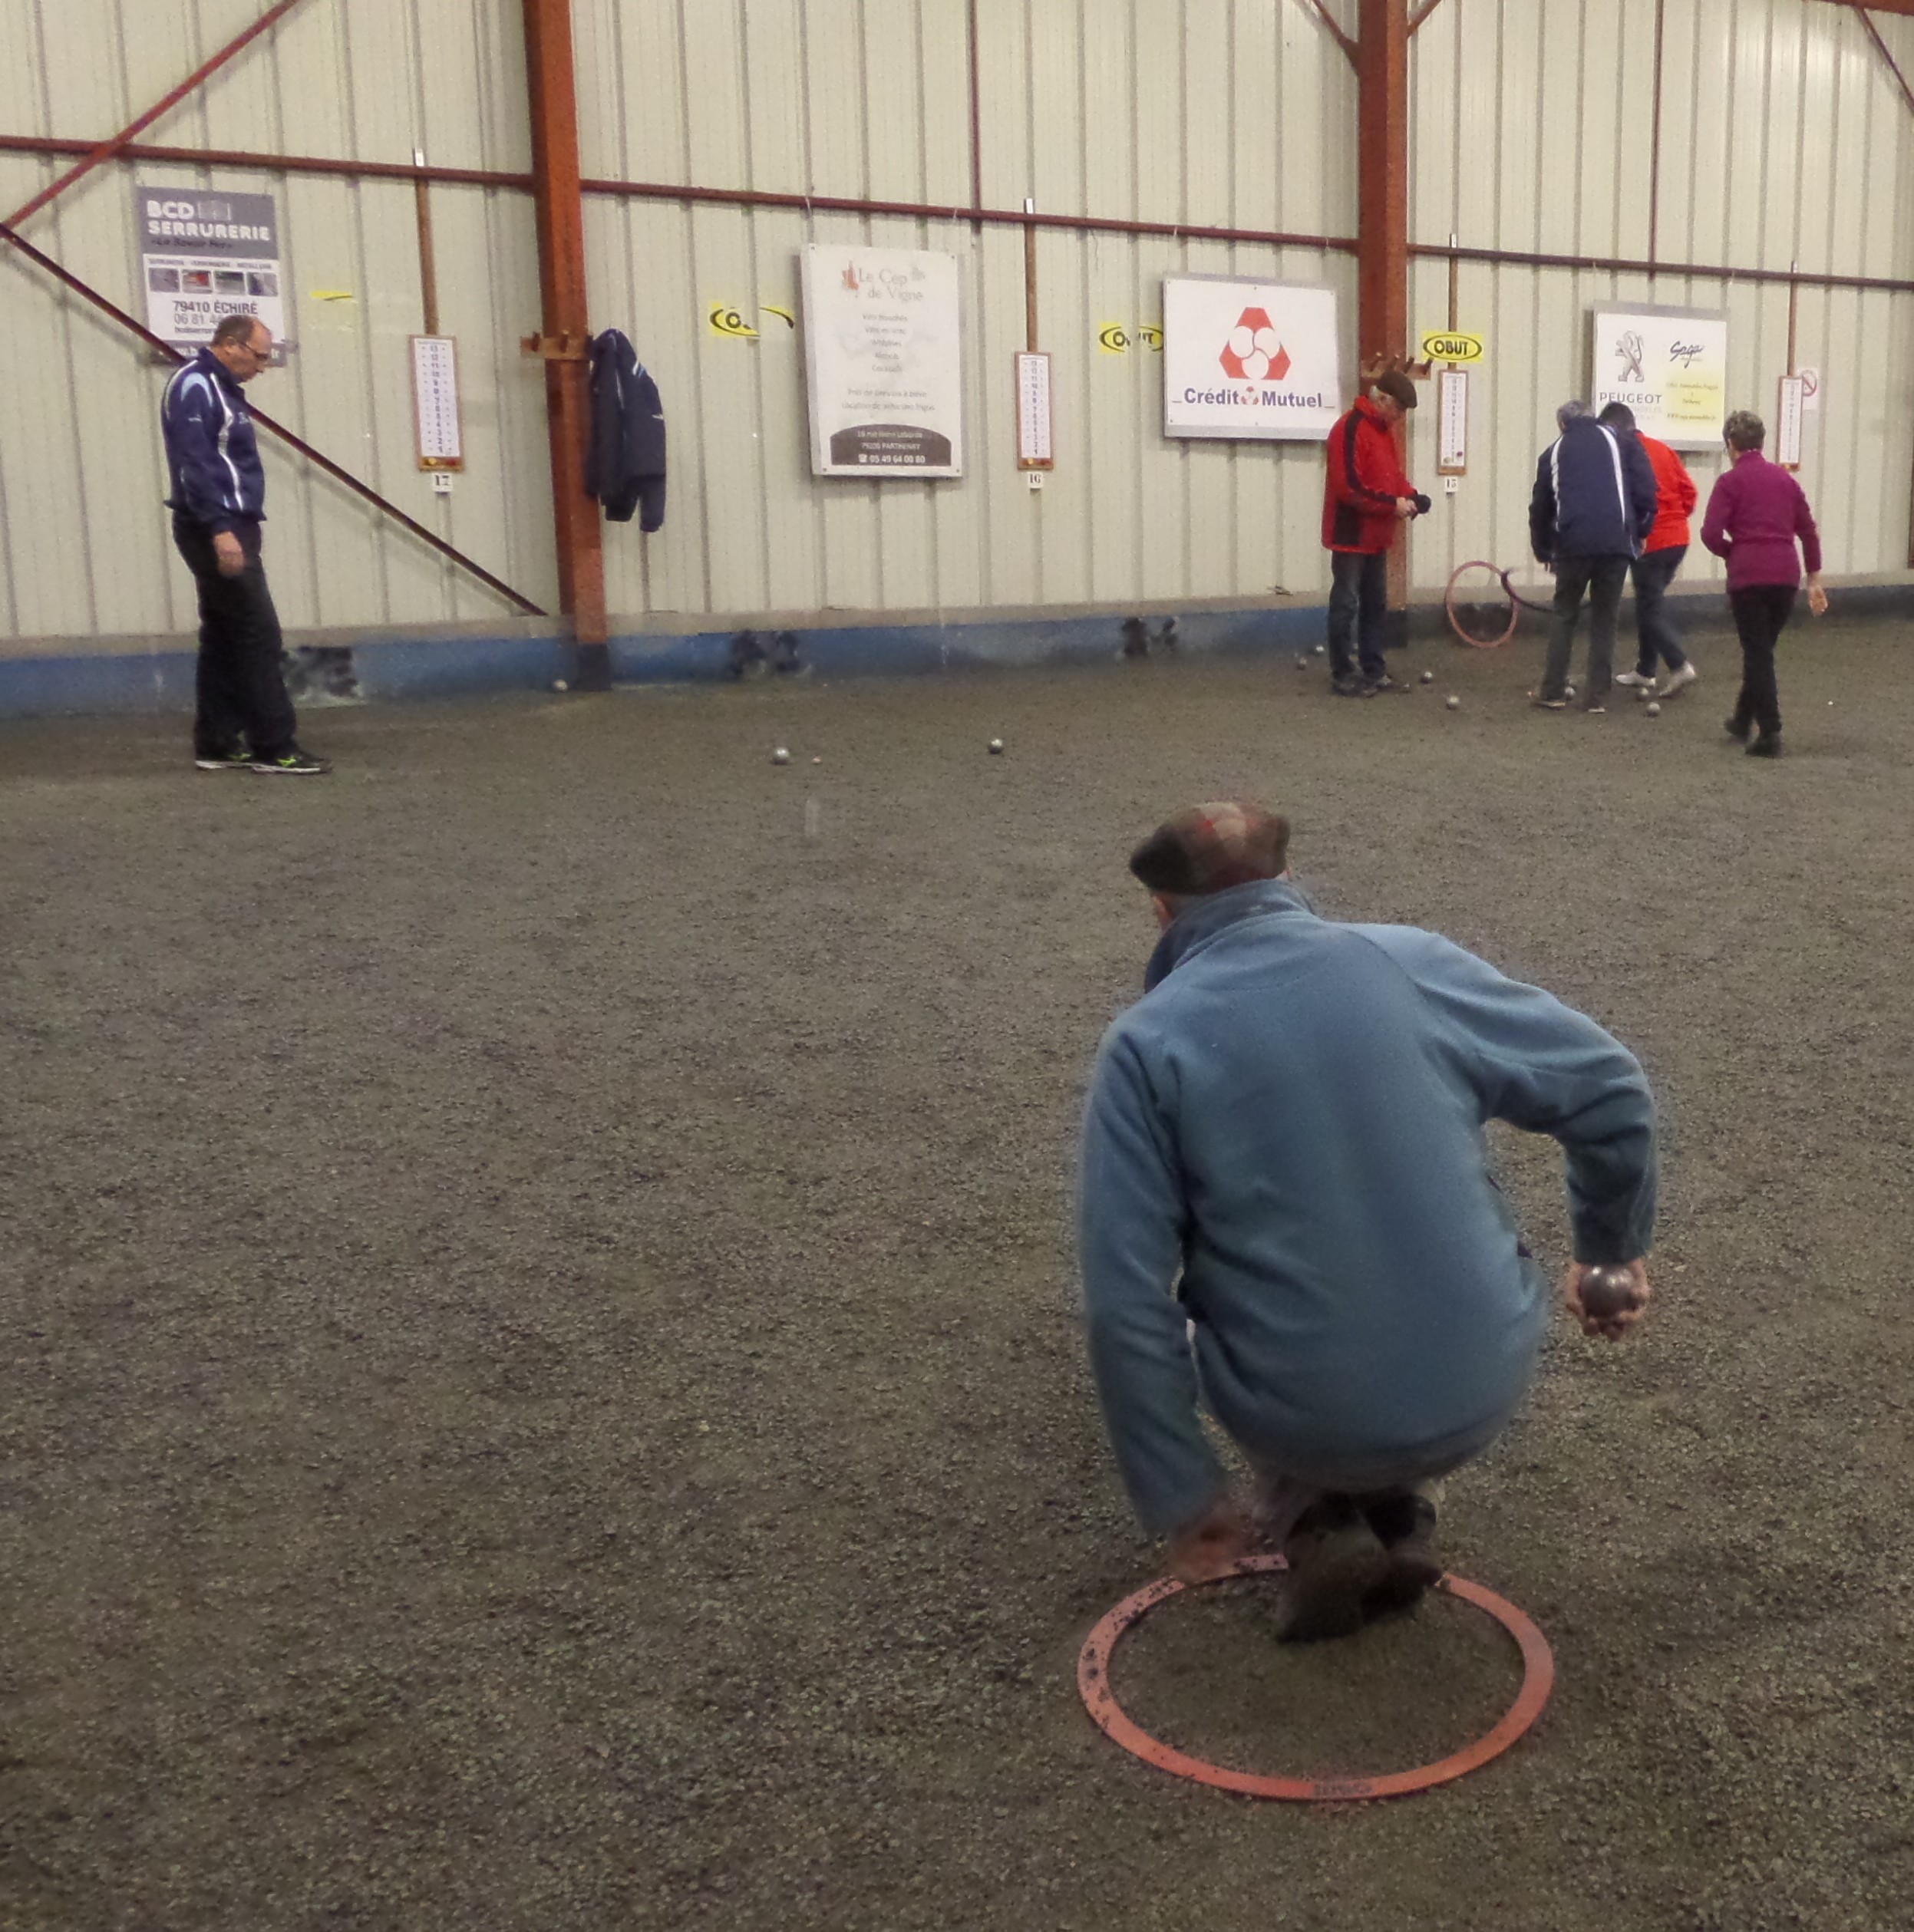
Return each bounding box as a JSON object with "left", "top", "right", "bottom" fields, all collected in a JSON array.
[
  {"left": 1630, "top": 546, "right": 1690, "bottom": 676},
  {"left": 1326, "top": 549, "right": 1388, "bottom": 684}
]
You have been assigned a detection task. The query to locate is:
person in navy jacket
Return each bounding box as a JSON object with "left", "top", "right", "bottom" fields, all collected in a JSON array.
[
  {"left": 160, "top": 314, "right": 326, "bottom": 774},
  {"left": 1529, "top": 400, "right": 1658, "bottom": 714}
]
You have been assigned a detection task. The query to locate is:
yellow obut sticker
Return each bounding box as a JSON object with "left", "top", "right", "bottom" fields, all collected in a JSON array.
[
  {"left": 1421, "top": 330, "right": 1485, "bottom": 364},
  {"left": 760, "top": 304, "right": 796, "bottom": 329},
  {"left": 1097, "top": 324, "right": 1131, "bottom": 354},
  {"left": 1138, "top": 325, "right": 1163, "bottom": 351},
  {"left": 708, "top": 305, "right": 758, "bottom": 339}
]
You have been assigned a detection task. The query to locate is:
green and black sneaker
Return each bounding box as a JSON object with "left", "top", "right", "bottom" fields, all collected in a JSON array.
[
  {"left": 193, "top": 747, "right": 253, "bottom": 771},
  {"left": 251, "top": 747, "right": 332, "bottom": 775}
]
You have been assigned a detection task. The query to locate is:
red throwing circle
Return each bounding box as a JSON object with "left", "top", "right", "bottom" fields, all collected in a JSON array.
[{"left": 1077, "top": 1552, "right": 1554, "bottom": 1802}]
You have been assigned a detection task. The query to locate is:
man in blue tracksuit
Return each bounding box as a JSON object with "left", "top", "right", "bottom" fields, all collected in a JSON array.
[
  {"left": 160, "top": 313, "right": 326, "bottom": 774},
  {"left": 1529, "top": 399, "right": 1658, "bottom": 714},
  {"left": 1079, "top": 803, "right": 1656, "bottom": 1639}
]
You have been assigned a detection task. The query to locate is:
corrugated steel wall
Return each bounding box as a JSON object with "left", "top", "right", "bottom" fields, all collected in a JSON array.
[
  {"left": 0, "top": 0, "right": 550, "bottom": 645},
  {"left": 3, "top": 0, "right": 1912, "bottom": 642},
  {"left": 570, "top": 0, "right": 1356, "bottom": 618},
  {"left": 1409, "top": 0, "right": 1914, "bottom": 593}
]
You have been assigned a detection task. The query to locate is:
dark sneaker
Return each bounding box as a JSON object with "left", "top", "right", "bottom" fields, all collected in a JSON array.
[
  {"left": 252, "top": 747, "right": 332, "bottom": 775},
  {"left": 1361, "top": 675, "right": 1411, "bottom": 696},
  {"left": 1355, "top": 1490, "right": 1443, "bottom": 1621},
  {"left": 1746, "top": 734, "right": 1784, "bottom": 758},
  {"left": 1331, "top": 678, "right": 1368, "bottom": 697},
  {"left": 1530, "top": 695, "right": 1569, "bottom": 710},
  {"left": 193, "top": 747, "right": 252, "bottom": 771},
  {"left": 1724, "top": 715, "right": 1753, "bottom": 743},
  {"left": 1277, "top": 1498, "right": 1394, "bottom": 1644},
  {"left": 1582, "top": 701, "right": 1606, "bottom": 714}
]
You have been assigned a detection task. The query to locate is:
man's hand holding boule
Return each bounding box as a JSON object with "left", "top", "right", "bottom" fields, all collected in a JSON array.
[
  {"left": 1564, "top": 1259, "right": 1652, "bottom": 1341},
  {"left": 1167, "top": 1495, "right": 1252, "bottom": 1583},
  {"left": 212, "top": 531, "right": 246, "bottom": 578}
]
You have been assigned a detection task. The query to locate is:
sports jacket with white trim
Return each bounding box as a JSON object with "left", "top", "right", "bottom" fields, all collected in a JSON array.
[
  {"left": 1528, "top": 414, "right": 1657, "bottom": 563},
  {"left": 160, "top": 348, "right": 266, "bottom": 534}
]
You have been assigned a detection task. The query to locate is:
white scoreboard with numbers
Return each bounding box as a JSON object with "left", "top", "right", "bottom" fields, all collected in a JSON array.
[{"left": 411, "top": 335, "right": 464, "bottom": 471}]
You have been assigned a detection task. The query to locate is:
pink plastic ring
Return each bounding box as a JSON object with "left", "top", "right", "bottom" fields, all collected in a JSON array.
[{"left": 1077, "top": 1552, "right": 1554, "bottom": 1802}]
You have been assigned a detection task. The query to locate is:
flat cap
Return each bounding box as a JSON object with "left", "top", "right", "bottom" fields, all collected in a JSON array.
[{"left": 1128, "top": 801, "right": 1292, "bottom": 897}]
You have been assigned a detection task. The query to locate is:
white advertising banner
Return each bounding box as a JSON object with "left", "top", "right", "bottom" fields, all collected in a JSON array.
[
  {"left": 1162, "top": 278, "right": 1341, "bottom": 440},
  {"left": 1589, "top": 307, "right": 1728, "bottom": 450},
  {"left": 137, "top": 184, "right": 285, "bottom": 354},
  {"left": 801, "top": 245, "right": 963, "bottom": 477}
]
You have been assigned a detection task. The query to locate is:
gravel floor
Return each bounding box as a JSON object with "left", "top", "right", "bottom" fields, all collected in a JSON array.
[{"left": 3, "top": 620, "right": 1912, "bottom": 1932}]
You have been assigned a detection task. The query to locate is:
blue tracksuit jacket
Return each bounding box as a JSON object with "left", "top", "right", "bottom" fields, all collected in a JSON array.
[
  {"left": 160, "top": 348, "right": 266, "bottom": 533},
  {"left": 1077, "top": 879, "right": 1657, "bottom": 1537},
  {"left": 1530, "top": 414, "right": 1658, "bottom": 562}
]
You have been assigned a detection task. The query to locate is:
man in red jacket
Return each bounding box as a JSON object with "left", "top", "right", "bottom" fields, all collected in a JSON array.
[
  {"left": 1321, "top": 372, "right": 1429, "bottom": 696},
  {"left": 1600, "top": 403, "right": 1701, "bottom": 701}
]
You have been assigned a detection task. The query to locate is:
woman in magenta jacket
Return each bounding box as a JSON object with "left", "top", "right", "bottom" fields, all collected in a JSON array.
[{"left": 1699, "top": 409, "right": 1829, "bottom": 758}]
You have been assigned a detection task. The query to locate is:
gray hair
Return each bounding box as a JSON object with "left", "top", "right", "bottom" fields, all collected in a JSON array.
[
  {"left": 1556, "top": 399, "right": 1591, "bottom": 429},
  {"left": 1724, "top": 409, "right": 1766, "bottom": 451}
]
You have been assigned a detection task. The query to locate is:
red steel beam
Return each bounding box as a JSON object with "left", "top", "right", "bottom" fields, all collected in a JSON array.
[
  {"left": 1357, "top": 0, "right": 1412, "bottom": 609},
  {"left": 8, "top": 130, "right": 1914, "bottom": 295},
  {"left": 0, "top": 218, "right": 545, "bottom": 615},
  {"left": 1853, "top": 6, "right": 1914, "bottom": 116},
  {"left": 520, "top": 0, "right": 607, "bottom": 683},
  {"left": 5, "top": 0, "right": 309, "bottom": 231}
]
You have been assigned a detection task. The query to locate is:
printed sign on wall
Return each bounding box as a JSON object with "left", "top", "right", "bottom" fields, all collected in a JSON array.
[
  {"left": 1590, "top": 307, "right": 1728, "bottom": 450},
  {"left": 137, "top": 184, "right": 284, "bottom": 352},
  {"left": 1162, "top": 278, "right": 1341, "bottom": 440},
  {"left": 801, "top": 245, "right": 963, "bottom": 477}
]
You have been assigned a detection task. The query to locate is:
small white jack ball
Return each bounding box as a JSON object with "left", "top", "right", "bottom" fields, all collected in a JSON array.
[
  {"left": 812, "top": 755, "right": 823, "bottom": 765},
  {"left": 1312, "top": 644, "right": 1326, "bottom": 655},
  {"left": 1645, "top": 701, "right": 1662, "bottom": 716},
  {"left": 1445, "top": 694, "right": 1460, "bottom": 710},
  {"left": 988, "top": 738, "right": 1005, "bottom": 754},
  {"left": 1295, "top": 655, "right": 1309, "bottom": 669},
  {"left": 1419, "top": 669, "right": 1434, "bottom": 684},
  {"left": 771, "top": 747, "right": 790, "bottom": 765},
  {"left": 552, "top": 679, "right": 569, "bottom": 694}
]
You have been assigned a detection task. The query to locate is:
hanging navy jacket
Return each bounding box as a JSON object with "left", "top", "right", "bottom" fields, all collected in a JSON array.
[
  {"left": 160, "top": 347, "right": 266, "bottom": 532},
  {"left": 586, "top": 329, "right": 666, "bottom": 531},
  {"left": 1530, "top": 415, "right": 1658, "bottom": 562}
]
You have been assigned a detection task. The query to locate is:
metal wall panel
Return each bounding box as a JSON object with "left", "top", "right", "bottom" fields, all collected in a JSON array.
[
  {"left": 1, "top": 0, "right": 551, "bottom": 644},
  {"left": 8, "top": 0, "right": 1914, "bottom": 645},
  {"left": 569, "top": 0, "right": 1357, "bottom": 618},
  {"left": 1407, "top": 0, "right": 1914, "bottom": 593}
]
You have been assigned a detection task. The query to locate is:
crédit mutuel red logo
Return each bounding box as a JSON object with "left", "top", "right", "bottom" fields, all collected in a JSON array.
[{"left": 1219, "top": 308, "right": 1291, "bottom": 383}]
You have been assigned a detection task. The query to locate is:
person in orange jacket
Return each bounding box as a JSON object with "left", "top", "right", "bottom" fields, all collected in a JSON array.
[
  {"left": 1321, "top": 371, "right": 1429, "bottom": 697},
  {"left": 1599, "top": 402, "right": 1701, "bottom": 701}
]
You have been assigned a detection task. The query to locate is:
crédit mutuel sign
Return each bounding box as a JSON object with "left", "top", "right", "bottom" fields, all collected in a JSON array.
[{"left": 1162, "top": 278, "right": 1340, "bottom": 440}]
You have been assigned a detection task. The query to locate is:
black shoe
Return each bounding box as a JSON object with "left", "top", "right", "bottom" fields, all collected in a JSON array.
[
  {"left": 1746, "top": 733, "right": 1784, "bottom": 758},
  {"left": 251, "top": 747, "right": 332, "bottom": 774},
  {"left": 193, "top": 747, "right": 252, "bottom": 771},
  {"left": 1724, "top": 715, "right": 1753, "bottom": 743},
  {"left": 1582, "top": 701, "right": 1607, "bottom": 714},
  {"left": 1530, "top": 695, "right": 1569, "bottom": 710},
  {"left": 1331, "top": 678, "right": 1367, "bottom": 697},
  {"left": 1362, "top": 675, "right": 1411, "bottom": 696},
  {"left": 1277, "top": 1497, "right": 1393, "bottom": 1644}
]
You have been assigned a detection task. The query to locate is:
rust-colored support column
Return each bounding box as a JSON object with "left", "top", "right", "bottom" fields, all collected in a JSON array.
[
  {"left": 522, "top": 0, "right": 609, "bottom": 686},
  {"left": 1357, "top": 0, "right": 1412, "bottom": 611}
]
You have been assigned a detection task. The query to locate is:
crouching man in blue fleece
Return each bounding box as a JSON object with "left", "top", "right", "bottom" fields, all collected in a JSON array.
[{"left": 1079, "top": 802, "right": 1656, "bottom": 1640}]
